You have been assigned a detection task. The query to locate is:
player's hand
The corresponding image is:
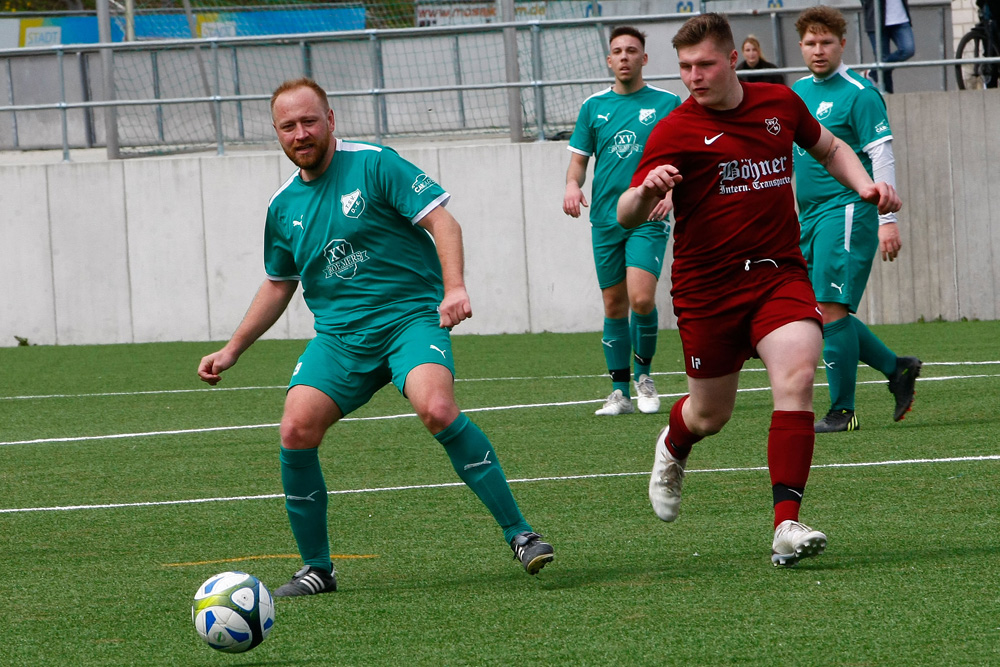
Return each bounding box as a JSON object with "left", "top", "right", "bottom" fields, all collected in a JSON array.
[
  {"left": 198, "top": 349, "right": 238, "bottom": 385},
  {"left": 639, "top": 164, "right": 681, "bottom": 199},
  {"left": 563, "top": 185, "right": 588, "bottom": 218},
  {"left": 438, "top": 287, "right": 472, "bottom": 328},
  {"left": 878, "top": 222, "right": 902, "bottom": 262},
  {"left": 861, "top": 182, "right": 902, "bottom": 216},
  {"left": 648, "top": 190, "right": 674, "bottom": 221}
]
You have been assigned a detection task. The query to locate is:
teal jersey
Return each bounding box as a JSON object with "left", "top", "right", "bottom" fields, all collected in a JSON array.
[
  {"left": 265, "top": 138, "right": 450, "bottom": 334},
  {"left": 568, "top": 84, "right": 682, "bottom": 227},
  {"left": 792, "top": 64, "right": 893, "bottom": 219}
]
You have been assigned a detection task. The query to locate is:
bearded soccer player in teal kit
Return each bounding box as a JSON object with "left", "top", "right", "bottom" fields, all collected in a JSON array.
[
  {"left": 563, "top": 26, "right": 682, "bottom": 416},
  {"left": 198, "top": 78, "right": 553, "bottom": 596},
  {"left": 793, "top": 6, "right": 921, "bottom": 434}
]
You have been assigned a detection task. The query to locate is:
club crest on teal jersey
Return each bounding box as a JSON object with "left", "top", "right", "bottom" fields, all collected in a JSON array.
[
  {"left": 817, "top": 101, "right": 833, "bottom": 120},
  {"left": 323, "top": 238, "right": 369, "bottom": 279},
  {"left": 639, "top": 108, "right": 657, "bottom": 125},
  {"left": 340, "top": 189, "right": 365, "bottom": 218}
]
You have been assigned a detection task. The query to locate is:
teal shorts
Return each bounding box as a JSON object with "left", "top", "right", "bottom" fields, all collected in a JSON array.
[
  {"left": 288, "top": 310, "right": 455, "bottom": 416},
  {"left": 799, "top": 203, "right": 878, "bottom": 313},
  {"left": 590, "top": 219, "right": 669, "bottom": 289}
]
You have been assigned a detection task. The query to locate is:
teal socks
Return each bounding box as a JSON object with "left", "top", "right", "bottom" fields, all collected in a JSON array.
[
  {"left": 280, "top": 447, "right": 332, "bottom": 572},
  {"left": 851, "top": 315, "right": 897, "bottom": 377},
  {"left": 602, "top": 316, "right": 632, "bottom": 395},
  {"left": 435, "top": 413, "right": 531, "bottom": 544},
  {"left": 630, "top": 308, "right": 659, "bottom": 380},
  {"left": 822, "top": 316, "right": 859, "bottom": 411}
]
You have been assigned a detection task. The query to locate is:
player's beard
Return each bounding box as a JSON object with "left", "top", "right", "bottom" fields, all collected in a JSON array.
[{"left": 285, "top": 131, "right": 331, "bottom": 171}]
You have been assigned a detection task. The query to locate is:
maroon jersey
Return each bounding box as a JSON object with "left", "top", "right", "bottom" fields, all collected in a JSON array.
[{"left": 630, "top": 82, "right": 822, "bottom": 306}]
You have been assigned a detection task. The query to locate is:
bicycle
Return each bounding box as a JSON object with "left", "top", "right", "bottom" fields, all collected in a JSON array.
[{"left": 955, "top": 0, "right": 1000, "bottom": 89}]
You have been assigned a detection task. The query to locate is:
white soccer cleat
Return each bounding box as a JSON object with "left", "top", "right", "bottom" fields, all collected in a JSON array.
[
  {"left": 649, "top": 426, "right": 686, "bottom": 521},
  {"left": 595, "top": 389, "right": 634, "bottom": 416},
  {"left": 634, "top": 374, "right": 661, "bottom": 414},
  {"left": 771, "top": 520, "right": 828, "bottom": 567}
]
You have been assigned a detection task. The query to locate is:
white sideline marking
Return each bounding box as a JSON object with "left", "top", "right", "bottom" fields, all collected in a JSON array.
[
  {"left": 2, "top": 454, "right": 997, "bottom": 514},
  {"left": 1, "top": 371, "right": 998, "bottom": 447},
  {"left": 3, "top": 361, "right": 997, "bottom": 402}
]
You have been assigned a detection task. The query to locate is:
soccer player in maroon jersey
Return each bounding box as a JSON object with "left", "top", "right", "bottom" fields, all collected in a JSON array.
[{"left": 617, "top": 13, "right": 902, "bottom": 566}]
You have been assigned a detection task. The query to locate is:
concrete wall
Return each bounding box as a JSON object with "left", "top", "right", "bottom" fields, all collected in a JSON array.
[{"left": 1, "top": 88, "right": 997, "bottom": 347}]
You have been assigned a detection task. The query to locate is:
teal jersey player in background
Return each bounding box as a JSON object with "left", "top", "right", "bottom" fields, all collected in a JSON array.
[
  {"left": 199, "top": 78, "right": 553, "bottom": 596},
  {"left": 793, "top": 6, "right": 921, "bottom": 434},
  {"left": 563, "top": 25, "right": 682, "bottom": 417}
]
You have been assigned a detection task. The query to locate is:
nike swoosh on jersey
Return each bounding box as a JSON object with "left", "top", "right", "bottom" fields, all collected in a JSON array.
[{"left": 704, "top": 132, "right": 724, "bottom": 145}]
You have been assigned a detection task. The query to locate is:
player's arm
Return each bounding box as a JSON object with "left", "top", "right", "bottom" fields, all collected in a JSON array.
[
  {"left": 617, "top": 164, "right": 682, "bottom": 229},
  {"left": 563, "top": 152, "right": 590, "bottom": 218},
  {"left": 866, "top": 139, "right": 902, "bottom": 261},
  {"left": 417, "top": 205, "right": 473, "bottom": 328},
  {"left": 198, "top": 278, "right": 298, "bottom": 385},
  {"left": 806, "top": 125, "right": 901, "bottom": 216}
]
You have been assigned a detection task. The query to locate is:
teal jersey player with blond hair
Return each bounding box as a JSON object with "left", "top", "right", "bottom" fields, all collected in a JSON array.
[
  {"left": 793, "top": 6, "right": 921, "bottom": 435},
  {"left": 564, "top": 25, "right": 681, "bottom": 418},
  {"left": 265, "top": 138, "right": 448, "bottom": 334},
  {"left": 200, "top": 79, "right": 554, "bottom": 597}
]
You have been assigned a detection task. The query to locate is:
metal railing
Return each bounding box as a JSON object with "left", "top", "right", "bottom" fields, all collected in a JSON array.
[{"left": 0, "top": 1, "right": 962, "bottom": 160}]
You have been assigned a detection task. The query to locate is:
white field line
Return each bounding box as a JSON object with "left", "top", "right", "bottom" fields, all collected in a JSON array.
[
  {"left": 2, "top": 370, "right": 998, "bottom": 448},
  {"left": 2, "top": 361, "right": 998, "bottom": 402},
  {"left": 2, "top": 454, "right": 998, "bottom": 515}
]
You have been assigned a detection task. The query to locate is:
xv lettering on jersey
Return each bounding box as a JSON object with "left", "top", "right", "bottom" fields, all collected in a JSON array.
[{"left": 323, "top": 238, "right": 369, "bottom": 280}]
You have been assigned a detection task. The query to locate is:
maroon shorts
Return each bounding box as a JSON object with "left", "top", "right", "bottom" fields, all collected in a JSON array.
[{"left": 675, "top": 265, "right": 822, "bottom": 378}]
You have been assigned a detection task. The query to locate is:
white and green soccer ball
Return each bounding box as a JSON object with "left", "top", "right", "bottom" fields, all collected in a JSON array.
[{"left": 192, "top": 571, "right": 275, "bottom": 653}]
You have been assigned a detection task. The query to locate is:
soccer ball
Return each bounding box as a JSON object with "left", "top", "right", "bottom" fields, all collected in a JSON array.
[{"left": 192, "top": 571, "right": 275, "bottom": 653}]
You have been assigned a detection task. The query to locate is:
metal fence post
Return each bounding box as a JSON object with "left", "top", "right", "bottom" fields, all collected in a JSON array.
[
  {"left": 151, "top": 50, "right": 165, "bottom": 143},
  {"left": 212, "top": 40, "right": 224, "bottom": 155},
  {"left": 6, "top": 57, "right": 18, "bottom": 149},
  {"left": 531, "top": 23, "right": 545, "bottom": 141},
  {"left": 452, "top": 34, "right": 466, "bottom": 130},
  {"left": 58, "top": 47, "right": 69, "bottom": 161},
  {"left": 97, "top": 0, "right": 119, "bottom": 158},
  {"left": 370, "top": 32, "right": 388, "bottom": 142},
  {"left": 501, "top": 0, "right": 523, "bottom": 142}
]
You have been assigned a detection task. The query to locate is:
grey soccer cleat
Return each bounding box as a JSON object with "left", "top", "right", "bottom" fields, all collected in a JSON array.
[
  {"left": 274, "top": 565, "right": 338, "bottom": 597},
  {"left": 510, "top": 531, "right": 554, "bottom": 575},
  {"left": 814, "top": 409, "right": 859, "bottom": 433}
]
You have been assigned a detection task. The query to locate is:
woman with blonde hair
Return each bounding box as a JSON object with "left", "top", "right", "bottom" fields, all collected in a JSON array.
[{"left": 736, "top": 35, "right": 785, "bottom": 84}]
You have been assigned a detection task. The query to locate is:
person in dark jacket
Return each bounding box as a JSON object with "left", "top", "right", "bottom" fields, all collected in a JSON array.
[{"left": 736, "top": 35, "right": 786, "bottom": 85}]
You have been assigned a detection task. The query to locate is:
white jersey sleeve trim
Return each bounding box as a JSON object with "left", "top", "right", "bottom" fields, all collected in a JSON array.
[
  {"left": 268, "top": 169, "right": 300, "bottom": 207},
  {"left": 412, "top": 192, "right": 451, "bottom": 224},
  {"left": 336, "top": 137, "right": 382, "bottom": 153},
  {"left": 264, "top": 273, "right": 301, "bottom": 281},
  {"left": 568, "top": 145, "right": 592, "bottom": 157}
]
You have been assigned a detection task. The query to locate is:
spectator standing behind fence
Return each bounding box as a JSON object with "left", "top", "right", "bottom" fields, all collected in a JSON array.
[
  {"left": 736, "top": 35, "right": 786, "bottom": 84},
  {"left": 617, "top": 13, "right": 901, "bottom": 567},
  {"left": 562, "top": 26, "right": 682, "bottom": 417},
  {"left": 793, "top": 6, "right": 922, "bottom": 433},
  {"left": 197, "top": 78, "right": 554, "bottom": 597},
  {"left": 861, "top": 0, "right": 915, "bottom": 93}
]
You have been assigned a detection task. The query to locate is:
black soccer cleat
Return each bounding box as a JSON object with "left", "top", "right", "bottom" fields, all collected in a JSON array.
[
  {"left": 510, "top": 531, "right": 554, "bottom": 575},
  {"left": 274, "top": 565, "right": 338, "bottom": 598},
  {"left": 888, "top": 356, "right": 922, "bottom": 422},
  {"left": 814, "top": 409, "right": 859, "bottom": 433}
]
